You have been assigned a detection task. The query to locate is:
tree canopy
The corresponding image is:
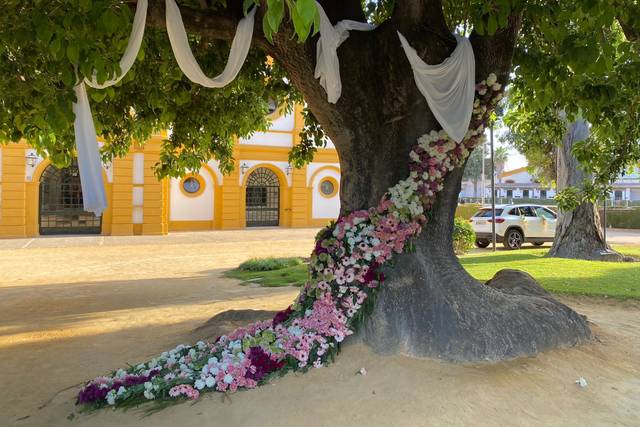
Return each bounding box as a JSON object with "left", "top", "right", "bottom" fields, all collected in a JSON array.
[
  {"left": 1, "top": 0, "right": 638, "bottom": 180},
  {"left": 503, "top": 1, "right": 640, "bottom": 206}
]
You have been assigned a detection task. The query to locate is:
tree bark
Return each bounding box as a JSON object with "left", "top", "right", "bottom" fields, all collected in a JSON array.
[
  {"left": 361, "top": 165, "right": 590, "bottom": 361},
  {"left": 548, "top": 121, "right": 626, "bottom": 261}
]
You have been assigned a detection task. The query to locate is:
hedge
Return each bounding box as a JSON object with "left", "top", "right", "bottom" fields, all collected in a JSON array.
[
  {"left": 456, "top": 203, "right": 481, "bottom": 220},
  {"left": 600, "top": 208, "right": 640, "bottom": 230}
]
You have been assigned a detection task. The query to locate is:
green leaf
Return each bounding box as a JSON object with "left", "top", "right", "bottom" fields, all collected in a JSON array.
[
  {"left": 100, "top": 9, "right": 120, "bottom": 34},
  {"left": 266, "top": 0, "right": 284, "bottom": 33},
  {"left": 49, "top": 37, "right": 62, "bottom": 57},
  {"left": 79, "top": 0, "right": 92, "bottom": 12},
  {"left": 90, "top": 90, "right": 107, "bottom": 103},
  {"left": 60, "top": 66, "right": 75, "bottom": 87},
  {"left": 36, "top": 25, "right": 53, "bottom": 44},
  {"left": 262, "top": 14, "right": 274, "bottom": 43},
  {"left": 289, "top": 6, "right": 312, "bottom": 42},
  {"left": 66, "top": 42, "right": 80, "bottom": 64},
  {"left": 243, "top": 0, "right": 258, "bottom": 15},
  {"left": 296, "top": 0, "right": 317, "bottom": 26},
  {"left": 487, "top": 14, "right": 498, "bottom": 35}
]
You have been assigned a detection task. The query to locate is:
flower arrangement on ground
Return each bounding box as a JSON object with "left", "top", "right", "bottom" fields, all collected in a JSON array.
[{"left": 77, "top": 75, "right": 503, "bottom": 409}]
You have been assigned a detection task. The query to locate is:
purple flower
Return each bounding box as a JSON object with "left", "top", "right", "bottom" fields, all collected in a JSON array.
[
  {"left": 77, "top": 383, "right": 110, "bottom": 405},
  {"left": 362, "top": 263, "right": 379, "bottom": 284},
  {"left": 77, "top": 369, "right": 160, "bottom": 405},
  {"left": 246, "top": 347, "right": 285, "bottom": 382},
  {"left": 314, "top": 240, "right": 329, "bottom": 255},
  {"left": 272, "top": 306, "right": 293, "bottom": 326}
]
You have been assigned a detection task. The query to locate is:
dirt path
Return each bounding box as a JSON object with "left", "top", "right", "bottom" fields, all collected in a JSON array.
[{"left": 1, "top": 230, "right": 639, "bottom": 426}]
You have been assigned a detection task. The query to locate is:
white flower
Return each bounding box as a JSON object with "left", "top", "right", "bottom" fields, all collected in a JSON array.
[
  {"left": 144, "top": 382, "right": 153, "bottom": 391},
  {"left": 486, "top": 73, "right": 497, "bottom": 86},
  {"left": 205, "top": 376, "right": 216, "bottom": 388},
  {"left": 143, "top": 390, "right": 155, "bottom": 400},
  {"left": 117, "top": 386, "right": 126, "bottom": 396},
  {"left": 223, "top": 374, "right": 234, "bottom": 384},
  {"left": 194, "top": 379, "right": 205, "bottom": 390},
  {"left": 106, "top": 390, "right": 117, "bottom": 405}
]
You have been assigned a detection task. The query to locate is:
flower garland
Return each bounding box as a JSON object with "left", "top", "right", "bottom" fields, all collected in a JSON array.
[{"left": 77, "top": 74, "right": 503, "bottom": 409}]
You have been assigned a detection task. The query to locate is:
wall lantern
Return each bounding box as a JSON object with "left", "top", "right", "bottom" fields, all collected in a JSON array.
[
  {"left": 25, "top": 152, "right": 39, "bottom": 167},
  {"left": 286, "top": 164, "right": 293, "bottom": 176},
  {"left": 240, "top": 163, "right": 250, "bottom": 174}
]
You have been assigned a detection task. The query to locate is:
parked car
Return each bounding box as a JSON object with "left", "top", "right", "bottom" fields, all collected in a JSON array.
[{"left": 470, "top": 204, "right": 558, "bottom": 250}]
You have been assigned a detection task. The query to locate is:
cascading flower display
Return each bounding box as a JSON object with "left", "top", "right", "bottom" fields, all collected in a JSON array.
[{"left": 77, "top": 75, "right": 503, "bottom": 409}]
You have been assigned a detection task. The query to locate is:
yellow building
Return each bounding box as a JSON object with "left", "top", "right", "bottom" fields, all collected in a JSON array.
[{"left": 0, "top": 105, "right": 341, "bottom": 238}]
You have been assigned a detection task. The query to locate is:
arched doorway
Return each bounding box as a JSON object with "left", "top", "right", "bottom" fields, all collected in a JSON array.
[
  {"left": 245, "top": 167, "right": 280, "bottom": 227},
  {"left": 39, "top": 160, "right": 102, "bottom": 235}
]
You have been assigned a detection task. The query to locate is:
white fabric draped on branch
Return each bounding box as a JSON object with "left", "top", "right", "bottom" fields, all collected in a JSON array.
[
  {"left": 397, "top": 32, "right": 476, "bottom": 143},
  {"left": 165, "top": 0, "right": 256, "bottom": 88},
  {"left": 314, "top": 1, "right": 376, "bottom": 104},
  {"left": 72, "top": 0, "right": 148, "bottom": 216},
  {"left": 71, "top": 0, "right": 477, "bottom": 217}
]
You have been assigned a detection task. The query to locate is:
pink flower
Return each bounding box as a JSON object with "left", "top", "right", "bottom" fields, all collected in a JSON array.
[{"left": 169, "top": 385, "right": 200, "bottom": 400}]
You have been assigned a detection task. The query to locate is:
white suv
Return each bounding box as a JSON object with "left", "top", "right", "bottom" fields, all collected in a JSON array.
[{"left": 470, "top": 204, "right": 558, "bottom": 250}]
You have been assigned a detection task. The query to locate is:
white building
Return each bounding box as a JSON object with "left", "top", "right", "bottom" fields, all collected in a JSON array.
[{"left": 459, "top": 166, "right": 640, "bottom": 204}]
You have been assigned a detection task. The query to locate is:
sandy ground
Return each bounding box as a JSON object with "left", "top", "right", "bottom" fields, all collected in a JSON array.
[{"left": 0, "top": 229, "right": 639, "bottom": 426}]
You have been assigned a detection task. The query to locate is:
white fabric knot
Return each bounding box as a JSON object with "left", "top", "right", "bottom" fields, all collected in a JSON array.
[{"left": 314, "top": 1, "right": 376, "bottom": 104}]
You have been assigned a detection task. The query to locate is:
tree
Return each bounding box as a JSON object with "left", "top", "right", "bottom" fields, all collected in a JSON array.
[
  {"left": 493, "top": 145, "right": 509, "bottom": 181},
  {"left": 462, "top": 145, "right": 507, "bottom": 198},
  {"left": 4, "top": 0, "right": 637, "bottom": 361},
  {"left": 504, "top": 13, "right": 640, "bottom": 261},
  {"left": 504, "top": 115, "right": 629, "bottom": 261},
  {"left": 462, "top": 146, "right": 486, "bottom": 198}
]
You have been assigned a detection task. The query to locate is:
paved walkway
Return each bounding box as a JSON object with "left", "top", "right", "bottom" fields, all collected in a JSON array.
[
  {"left": 606, "top": 228, "right": 640, "bottom": 245},
  {"left": 0, "top": 228, "right": 316, "bottom": 424}
]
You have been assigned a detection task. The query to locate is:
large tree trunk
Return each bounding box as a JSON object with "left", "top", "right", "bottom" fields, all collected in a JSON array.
[
  {"left": 266, "top": 5, "right": 591, "bottom": 361},
  {"left": 548, "top": 121, "right": 625, "bottom": 261},
  {"left": 354, "top": 144, "right": 590, "bottom": 361}
]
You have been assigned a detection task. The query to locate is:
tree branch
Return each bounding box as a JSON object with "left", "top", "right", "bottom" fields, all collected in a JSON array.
[
  {"left": 392, "top": 0, "right": 452, "bottom": 40},
  {"left": 390, "top": 0, "right": 456, "bottom": 67},
  {"left": 470, "top": 12, "right": 523, "bottom": 83},
  {"left": 317, "top": 0, "right": 366, "bottom": 23},
  {"left": 144, "top": 0, "right": 270, "bottom": 49}
]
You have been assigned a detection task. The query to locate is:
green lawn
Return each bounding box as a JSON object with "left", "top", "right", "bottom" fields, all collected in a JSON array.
[
  {"left": 225, "top": 246, "right": 640, "bottom": 299},
  {"left": 224, "top": 263, "right": 309, "bottom": 287},
  {"left": 461, "top": 246, "right": 640, "bottom": 299}
]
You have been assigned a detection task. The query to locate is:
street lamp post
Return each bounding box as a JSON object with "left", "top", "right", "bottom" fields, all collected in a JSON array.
[
  {"left": 490, "top": 123, "right": 497, "bottom": 252},
  {"left": 481, "top": 139, "right": 486, "bottom": 205}
]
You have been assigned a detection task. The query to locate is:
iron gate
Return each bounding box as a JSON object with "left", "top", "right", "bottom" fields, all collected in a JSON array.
[
  {"left": 245, "top": 168, "right": 280, "bottom": 227},
  {"left": 39, "top": 161, "right": 102, "bottom": 235}
]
